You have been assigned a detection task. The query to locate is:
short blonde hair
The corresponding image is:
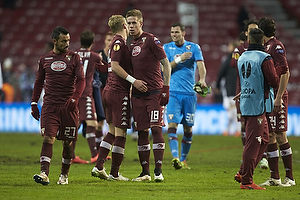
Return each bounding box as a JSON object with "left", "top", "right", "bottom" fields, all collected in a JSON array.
[
  {"left": 108, "top": 15, "right": 126, "bottom": 34},
  {"left": 125, "top": 9, "right": 143, "bottom": 23}
]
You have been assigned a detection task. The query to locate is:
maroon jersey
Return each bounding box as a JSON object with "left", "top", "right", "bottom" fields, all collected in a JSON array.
[
  {"left": 265, "top": 37, "right": 289, "bottom": 132},
  {"left": 231, "top": 41, "right": 249, "bottom": 94},
  {"left": 129, "top": 32, "right": 166, "bottom": 95},
  {"left": 265, "top": 37, "right": 288, "bottom": 93},
  {"left": 32, "top": 50, "right": 85, "bottom": 105},
  {"left": 105, "top": 35, "right": 132, "bottom": 92},
  {"left": 75, "top": 48, "right": 101, "bottom": 97}
]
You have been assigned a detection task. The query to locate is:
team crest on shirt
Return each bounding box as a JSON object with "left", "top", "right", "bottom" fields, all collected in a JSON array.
[
  {"left": 275, "top": 45, "right": 284, "bottom": 53},
  {"left": 186, "top": 45, "right": 191, "bottom": 50},
  {"left": 168, "top": 114, "right": 174, "bottom": 120},
  {"left": 113, "top": 44, "right": 120, "bottom": 51},
  {"left": 51, "top": 61, "right": 67, "bottom": 71},
  {"left": 142, "top": 37, "right": 146, "bottom": 43},
  {"left": 66, "top": 55, "right": 72, "bottom": 61},
  {"left": 257, "top": 118, "right": 263, "bottom": 125},
  {"left": 132, "top": 46, "right": 141, "bottom": 56},
  {"left": 154, "top": 37, "right": 161, "bottom": 45}
]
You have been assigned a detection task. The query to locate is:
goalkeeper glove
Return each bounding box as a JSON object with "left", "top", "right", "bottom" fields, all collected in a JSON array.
[{"left": 193, "top": 82, "right": 211, "bottom": 97}]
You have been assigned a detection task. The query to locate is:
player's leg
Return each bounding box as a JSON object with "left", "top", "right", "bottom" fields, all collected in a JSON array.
[
  {"left": 57, "top": 140, "right": 72, "bottom": 185},
  {"left": 33, "top": 105, "right": 59, "bottom": 185},
  {"left": 180, "top": 125, "right": 192, "bottom": 169},
  {"left": 276, "top": 131, "right": 295, "bottom": 186},
  {"left": 241, "top": 116, "right": 267, "bottom": 190},
  {"left": 166, "top": 94, "right": 181, "bottom": 169},
  {"left": 108, "top": 127, "right": 129, "bottom": 181},
  {"left": 56, "top": 107, "right": 80, "bottom": 185},
  {"left": 85, "top": 119, "right": 98, "bottom": 162},
  {"left": 151, "top": 125, "right": 165, "bottom": 182},
  {"left": 179, "top": 94, "right": 196, "bottom": 169}
]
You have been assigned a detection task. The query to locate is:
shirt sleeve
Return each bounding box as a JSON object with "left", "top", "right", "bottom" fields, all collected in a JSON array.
[
  {"left": 262, "top": 56, "right": 279, "bottom": 89},
  {"left": 31, "top": 59, "right": 45, "bottom": 102}
]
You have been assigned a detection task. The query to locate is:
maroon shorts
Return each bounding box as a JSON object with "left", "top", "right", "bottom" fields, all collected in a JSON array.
[
  {"left": 132, "top": 92, "right": 164, "bottom": 131},
  {"left": 266, "top": 94, "right": 288, "bottom": 132},
  {"left": 78, "top": 96, "right": 97, "bottom": 122},
  {"left": 41, "top": 104, "right": 79, "bottom": 141},
  {"left": 102, "top": 89, "right": 131, "bottom": 129}
]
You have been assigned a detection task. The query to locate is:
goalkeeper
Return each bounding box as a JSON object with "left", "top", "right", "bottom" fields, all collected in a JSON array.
[{"left": 163, "top": 22, "right": 208, "bottom": 170}]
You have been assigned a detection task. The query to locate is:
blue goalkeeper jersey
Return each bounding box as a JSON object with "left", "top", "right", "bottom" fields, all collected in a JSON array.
[{"left": 163, "top": 40, "right": 204, "bottom": 95}]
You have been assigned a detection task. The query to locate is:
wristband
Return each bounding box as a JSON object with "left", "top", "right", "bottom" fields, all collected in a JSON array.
[
  {"left": 125, "top": 75, "right": 136, "bottom": 84},
  {"left": 31, "top": 102, "right": 38, "bottom": 106},
  {"left": 174, "top": 56, "right": 182, "bottom": 64}
]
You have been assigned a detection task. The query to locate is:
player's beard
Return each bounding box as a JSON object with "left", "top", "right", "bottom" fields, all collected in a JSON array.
[{"left": 57, "top": 45, "right": 68, "bottom": 53}]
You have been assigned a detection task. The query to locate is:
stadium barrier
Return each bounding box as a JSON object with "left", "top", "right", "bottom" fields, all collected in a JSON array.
[{"left": 0, "top": 103, "right": 300, "bottom": 136}]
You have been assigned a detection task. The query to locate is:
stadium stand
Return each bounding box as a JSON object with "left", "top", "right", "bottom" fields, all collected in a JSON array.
[{"left": 0, "top": 0, "right": 299, "bottom": 104}]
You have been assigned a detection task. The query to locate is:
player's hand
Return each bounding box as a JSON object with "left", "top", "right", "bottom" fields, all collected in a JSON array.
[
  {"left": 181, "top": 52, "right": 192, "bottom": 61},
  {"left": 133, "top": 79, "right": 148, "bottom": 93},
  {"left": 160, "top": 85, "right": 169, "bottom": 106},
  {"left": 65, "top": 97, "right": 79, "bottom": 112},
  {"left": 31, "top": 103, "right": 40, "bottom": 121},
  {"left": 273, "top": 97, "right": 283, "bottom": 113}
]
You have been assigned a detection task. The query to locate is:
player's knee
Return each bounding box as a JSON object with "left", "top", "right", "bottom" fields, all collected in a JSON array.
[
  {"left": 276, "top": 131, "right": 288, "bottom": 145},
  {"left": 86, "top": 120, "right": 97, "bottom": 127},
  {"left": 183, "top": 126, "right": 192, "bottom": 134},
  {"left": 168, "top": 123, "right": 178, "bottom": 129},
  {"left": 62, "top": 140, "right": 73, "bottom": 147},
  {"left": 269, "top": 132, "right": 277, "bottom": 144},
  {"left": 43, "top": 136, "right": 55, "bottom": 144}
]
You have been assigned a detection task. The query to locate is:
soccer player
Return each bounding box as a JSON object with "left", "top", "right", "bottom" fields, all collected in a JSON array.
[
  {"left": 163, "top": 22, "right": 207, "bottom": 170},
  {"left": 258, "top": 17, "right": 295, "bottom": 187},
  {"left": 126, "top": 9, "right": 171, "bottom": 182},
  {"left": 91, "top": 14, "right": 147, "bottom": 181},
  {"left": 31, "top": 26, "right": 85, "bottom": 185},
  {"left": 73, "top": 30, "right": 105, "bottom": 164},
  {"left": 231, "top": 19, "right": 259, "bottom": 147},
  {"left": 231, "top": 19, "right": 269, "bottom": 169},
  {"left": 236, "top": 28, "right": 279, "bottom": 190}
]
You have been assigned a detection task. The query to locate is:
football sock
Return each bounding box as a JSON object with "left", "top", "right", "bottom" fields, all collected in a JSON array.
[
  {"left": 96, "top": 132, "right": 115, "bottom": 170},
  {"left": 267, "top": 143, "right": 280, "bottom": 179},
  {"left": 86, "top": 126, "right": 98, "bottom": 158},
  {"left": 138, "top": 130, "right": 150, "bottom": 172},
  {"left": 110, "top": 136, "right": 126, "bottom": 177},
  {"left": 151, "top": 126, "right": 165, "bottom": 169},
  {"left": 168, "top": 128, "right": 178, "bottom": 158},
  {"left": 61, "top": 144, "right": 72, "bottom": 175},
  {"left": 279, "top": 142, "right": 294, "bottom": 180},
  {"left": 181, "top": 131, "right": 192, "bottom": 162},
  {"left": 40, "top": 142, "right": 53, "bottom": 176},
  {"left": 95, "top": 129, "right": 103, "bottom": 151}
]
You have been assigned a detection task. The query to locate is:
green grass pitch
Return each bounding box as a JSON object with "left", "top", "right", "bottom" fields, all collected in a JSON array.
[{"left": 0, "top": 133, "right": 299, "bottom": 200}]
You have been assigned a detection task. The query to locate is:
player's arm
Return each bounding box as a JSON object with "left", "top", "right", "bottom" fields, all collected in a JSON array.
[
  {"left": 196, "top": 60, "right": 207, "bottom": 88},
  {"left": 31, "top": 61, "right": 45, "bottom": 121},
  {"left": 65, "top": 55, "right": 85, "bottom": 112},
  {"left": 111, "top": 61, "right": 147, "bottom": 93},
  {"left": 262, "top": 57, "right": 280, "bottom": 112},
  {"left": 170, "top": 52, "right": 192, "bottom": 69},
  {"left": 160, "top": 58, "right": 171, "bottom": 86}
]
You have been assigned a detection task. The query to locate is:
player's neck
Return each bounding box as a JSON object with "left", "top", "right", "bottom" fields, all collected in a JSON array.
[
  {"left": 116, "top": 32, "right": 127, "bottom": 41},
  {"left": 175, "top": 39, "right": 184, "bottom": 47},
  {"left": 265, "top": 36, "right": 274, "bottom": 43},
  {"left": 133, "top": 30, "right": 143, "bottom": 39}
]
